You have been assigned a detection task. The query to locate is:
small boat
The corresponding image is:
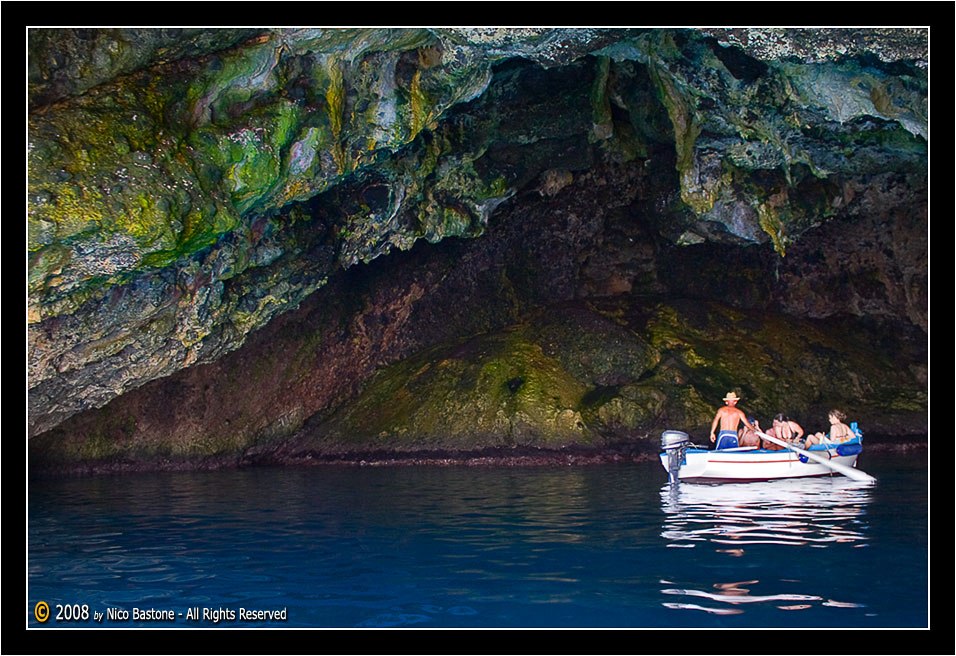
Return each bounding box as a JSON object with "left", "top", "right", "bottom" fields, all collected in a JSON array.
[{"left": 659, "top": 430, "right": 864, "bottom": 484}]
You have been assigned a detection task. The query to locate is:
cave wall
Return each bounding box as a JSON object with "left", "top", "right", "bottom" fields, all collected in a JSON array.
[
  {"left": 29, "top": 138, "right": 927, "bottom": 472},
  {"left": 27, "top": 28, "right": 928, "bottom": 471}
]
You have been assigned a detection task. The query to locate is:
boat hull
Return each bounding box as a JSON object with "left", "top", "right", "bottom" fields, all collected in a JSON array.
[{"left": 660, "top": 441, "right": 862, "bottom": 483}]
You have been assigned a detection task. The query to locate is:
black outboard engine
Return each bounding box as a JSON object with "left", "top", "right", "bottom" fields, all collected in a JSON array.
[{"left": 660, "top": 430, "right": 691, "bottom": 484}]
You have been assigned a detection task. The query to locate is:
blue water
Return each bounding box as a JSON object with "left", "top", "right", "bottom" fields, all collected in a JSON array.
[{"left": 27, "top": 452, "right": 928, "bottom": 628}]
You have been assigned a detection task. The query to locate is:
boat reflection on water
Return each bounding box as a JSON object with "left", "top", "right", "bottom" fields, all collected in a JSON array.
[
  {"left": 658, "top": 477, "right": 873, "bottom": 618},
  {"left": 661, "top": 477, "right": 872, "bottom": 548}
]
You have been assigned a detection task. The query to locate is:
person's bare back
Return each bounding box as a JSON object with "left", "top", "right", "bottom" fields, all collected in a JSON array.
[{"left": 715, "top": 405, "right": 745, "bottom": 431}]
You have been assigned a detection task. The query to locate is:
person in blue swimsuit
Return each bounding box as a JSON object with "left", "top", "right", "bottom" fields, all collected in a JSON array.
[
  {"left": 709, "top": 391, "right": 758, "bottom": 450},
  {"left": 805, "top": 409, "right": 855, "bottom": 447}
]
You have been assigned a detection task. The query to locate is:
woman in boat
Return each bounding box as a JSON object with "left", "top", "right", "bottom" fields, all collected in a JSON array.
[
  {"left": 762, "top": 414, "right": 804, "bottom": 450},
  {"left": 804, "top": 409, "right": 855, "bottom": 447}
]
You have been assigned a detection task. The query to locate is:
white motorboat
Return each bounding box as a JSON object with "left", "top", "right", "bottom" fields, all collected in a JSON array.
[{"left": 659, "top": 429, "right": 865, "bottom": 483}]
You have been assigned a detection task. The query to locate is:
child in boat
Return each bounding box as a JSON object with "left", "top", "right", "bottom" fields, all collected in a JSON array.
[
  {"left": 804, "top": 409, "right": 855, "bottom": 447},
  {"left": 761, "top": 414, "right": 804, "bottom": 450},
  {"left": 737, "top": 417, "right": 762, "bottom": 447}
]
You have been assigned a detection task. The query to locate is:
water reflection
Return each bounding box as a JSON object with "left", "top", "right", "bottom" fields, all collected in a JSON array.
[
  {"left": 659, "top": 477, "right": 873, "bottom": 618},
  {"left": 661, "top": 477, "right": 872, "bottom": 549}
]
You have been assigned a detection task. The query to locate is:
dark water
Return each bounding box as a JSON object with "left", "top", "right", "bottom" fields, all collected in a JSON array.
[{"left": 27, "top": 451, "right": 928, "bottom": 629}]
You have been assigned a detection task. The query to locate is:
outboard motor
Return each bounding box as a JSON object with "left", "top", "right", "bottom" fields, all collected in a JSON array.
[{"left": 660, "top": 430, "right": 691, "bottom": 485}]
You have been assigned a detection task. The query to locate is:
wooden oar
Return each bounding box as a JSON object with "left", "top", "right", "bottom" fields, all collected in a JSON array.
[{"left": 755, "top": 430, "right": 876, "bottom": 483}]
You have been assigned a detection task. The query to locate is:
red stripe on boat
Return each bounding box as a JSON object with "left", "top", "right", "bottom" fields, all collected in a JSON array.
[{"left": 709, "top": 459, "right": 795, "bottom": 464}]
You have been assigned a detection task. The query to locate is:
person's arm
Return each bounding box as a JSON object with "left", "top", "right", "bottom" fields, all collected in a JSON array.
[
  {"left": 790, "top": 421, "right": 804, "bottom": 439},
  {"left": 710, "top": 411, "right": 720, "bottom": 442}
]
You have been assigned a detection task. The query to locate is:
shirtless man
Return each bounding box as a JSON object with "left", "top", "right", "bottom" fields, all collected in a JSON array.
[{"left": 709, "top": 392, "right": 758, "bottom": 450}]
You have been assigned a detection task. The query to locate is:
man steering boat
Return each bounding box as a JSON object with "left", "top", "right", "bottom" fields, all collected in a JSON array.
[{"left": 709, "top": 391, "right": 758, "bottom": 450}]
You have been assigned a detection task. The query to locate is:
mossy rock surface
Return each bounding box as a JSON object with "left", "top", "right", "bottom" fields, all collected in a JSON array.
[
  {"left": 295, "top": 298, "right": 925, "bottom": 456},
  {"left": 312, "top": 326, "right": 591, "bottom": 452}
]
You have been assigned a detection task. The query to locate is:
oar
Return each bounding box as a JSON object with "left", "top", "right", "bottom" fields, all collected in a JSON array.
[{"left": 755, "top": 430, "right": 876, "bottom": 483}]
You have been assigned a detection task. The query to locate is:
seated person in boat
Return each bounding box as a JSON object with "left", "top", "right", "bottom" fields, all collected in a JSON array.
[
  {"left": 805, "top": 409, "right": 855, "bottom": 447},
  {"left": 737, "top": 417, "right": 762, "bottom": 448},
  {"left": 761, "top": 414, "right": 804, "bottom": 451},
  {"left": 709, "top": 392, "right": 758, "bottom": 450}
]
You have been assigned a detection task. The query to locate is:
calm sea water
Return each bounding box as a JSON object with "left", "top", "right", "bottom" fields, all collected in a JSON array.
[{"left": 27, "top": 451, "right": 928, "bottom": 629}]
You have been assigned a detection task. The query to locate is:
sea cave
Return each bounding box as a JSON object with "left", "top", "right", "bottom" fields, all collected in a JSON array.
[{"left": 27, "top": 27, "right": 929, "bottom": 475}]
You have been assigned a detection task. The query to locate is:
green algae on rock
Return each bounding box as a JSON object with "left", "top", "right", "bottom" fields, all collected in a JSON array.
[
  {"left": 312, "top": 327, "right": 591, "bottom": 452},
  {"left": 283, "top": 297, "right": 925, "bottom": 462},
  {"left": 307, "top": 306, "right": 660, "bottom": 452}
]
